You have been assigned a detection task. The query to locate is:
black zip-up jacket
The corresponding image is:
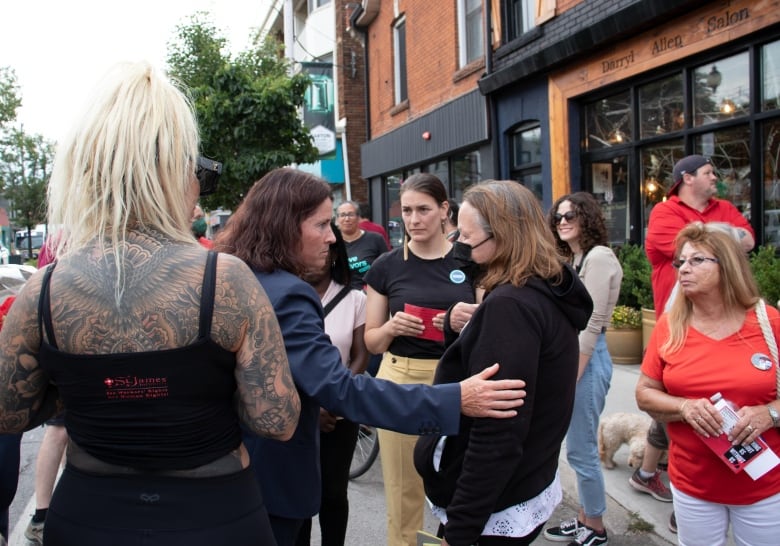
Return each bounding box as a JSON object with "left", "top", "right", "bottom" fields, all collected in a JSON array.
[{"left": 414, "top": 264, "right": 593, "bottom": 546}]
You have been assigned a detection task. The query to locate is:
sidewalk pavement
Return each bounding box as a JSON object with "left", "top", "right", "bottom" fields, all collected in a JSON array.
[{"left": 540, "top": 362, "right": 677, "bottom": 545}]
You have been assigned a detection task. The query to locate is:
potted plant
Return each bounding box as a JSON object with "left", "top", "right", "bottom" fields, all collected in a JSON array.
[
  {"left": 613, "top": 243, "right": 655, "bottom": 351},
  {"left": 606, "top": 304, "right": 643, "bottom": 364},
  {"left": 605, "top": 243, "right": 651, "bottom": 364},
  {"left": 610, "top": 305, "right": 642, "bottom": 329},
  {"left": 750, "top": 245, "right": 780, "bottom": 308}
]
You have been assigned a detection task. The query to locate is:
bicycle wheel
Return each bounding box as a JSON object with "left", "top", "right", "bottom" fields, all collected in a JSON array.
[{"left": 349, "top": 423, "right": 379, "bottom": 479}]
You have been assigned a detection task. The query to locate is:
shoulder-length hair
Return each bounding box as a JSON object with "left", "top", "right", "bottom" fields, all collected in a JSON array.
[
  {"left": 214, "top": 168, "right": 333, "bottom": 275},
  {"left": 47, "top": 61, "right": 200, "bottom": 302},
  {"left": 464, "top": 180, "right": 564, "bottom": 291},
  {"left": 548, "top": 192, "right": 608, "bottom": 259},
  {"left": 661, "top": 221, "right": 760, "bottom": 356}
]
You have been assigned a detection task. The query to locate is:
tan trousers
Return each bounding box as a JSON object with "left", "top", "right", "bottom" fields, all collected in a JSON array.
[{"left": 376, "top": 352, "right": 438, "bottom": 546}]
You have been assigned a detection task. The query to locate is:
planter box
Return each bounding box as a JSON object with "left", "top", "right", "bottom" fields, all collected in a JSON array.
[
  {"left": 606, "top": 326, "right": 643, "bottom": 364},
  {"left": 641, "top": 307, "right": 656, "bottom": 352}
]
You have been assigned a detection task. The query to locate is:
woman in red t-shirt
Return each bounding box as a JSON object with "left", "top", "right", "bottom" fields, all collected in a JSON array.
[{"left": 636, "top": 222, "right": 780, "bottom": 546}]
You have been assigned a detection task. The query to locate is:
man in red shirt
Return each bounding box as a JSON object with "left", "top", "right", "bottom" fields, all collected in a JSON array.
[{"left": 645, "top": 154, "right": 754, "bottom": 315}]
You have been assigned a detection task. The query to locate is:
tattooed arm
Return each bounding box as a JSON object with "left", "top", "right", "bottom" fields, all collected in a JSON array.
[
  {"left": 215, "top": 255, "right": 300, "bottom": 441},
  {"left": 0, "top": 273, "right": 60, "bottom": 433}
]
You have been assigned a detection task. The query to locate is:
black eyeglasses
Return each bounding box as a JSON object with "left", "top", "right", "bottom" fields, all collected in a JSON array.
[
  {"left": 672, "top": 256, "right": 719, "bottom": 269},
  {"left": 553, "top": 211, "right": 577, "bottom": 224},
  {"left": 196, "top": 156, "right": 223, "bottom": 197},
  {"left": 338, "top": 212, "right": 357, "bottom": 219}
]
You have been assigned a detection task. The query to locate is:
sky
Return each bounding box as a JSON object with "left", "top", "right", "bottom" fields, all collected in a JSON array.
[{"left": 2, "top": 0, "right": 275, "bottom": 142}]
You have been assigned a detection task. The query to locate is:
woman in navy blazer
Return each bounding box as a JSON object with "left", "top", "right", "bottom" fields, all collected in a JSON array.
[{"left": 215, "top": 168, "right": 527, "bottom": 546}]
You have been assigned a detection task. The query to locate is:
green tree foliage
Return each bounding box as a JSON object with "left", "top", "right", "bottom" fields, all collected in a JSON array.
[
  {"left": 166, "top": 12, "right": 318, "bottom": 210},
  {"left": 0, "top": 67, "right": 52, "bottom": 245},
  {"left": 0, "top": 128, "right": 53, "bottom": 236},
  {"left": 0, "top": 66, "right": 22, "bottom": 127}
]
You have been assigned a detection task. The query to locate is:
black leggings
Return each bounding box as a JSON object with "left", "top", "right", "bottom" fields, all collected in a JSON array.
[
  {"left": 297, "top": 419, "right": 359, "bottom": 546},
  {"left": 45, "top": 465, "right": 276, "bottom": 546},
  {"left": 0, "top": 433, "right": 22, "bottom": 540}
]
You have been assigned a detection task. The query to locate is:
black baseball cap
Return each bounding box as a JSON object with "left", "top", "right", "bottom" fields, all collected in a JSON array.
[{"left": 668, "top": 155, "right": 712, "bottom": 196}]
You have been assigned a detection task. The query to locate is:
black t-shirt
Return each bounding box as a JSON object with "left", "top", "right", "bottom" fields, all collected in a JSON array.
[
  {"left": 364, "top": 246, "right": 475, "bottom": 359},
  {"left": 345, "top": 230, "right": 388, "bottom": 290}
]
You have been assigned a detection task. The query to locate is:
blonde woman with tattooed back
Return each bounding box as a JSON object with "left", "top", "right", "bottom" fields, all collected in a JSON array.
[{"left": 0, "top": 61, "right": 300, "bottom": 546}]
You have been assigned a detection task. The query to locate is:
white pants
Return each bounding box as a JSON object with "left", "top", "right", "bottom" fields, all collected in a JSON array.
[{"left": 672, "top": 484, "right": 780, "bottom": 546}]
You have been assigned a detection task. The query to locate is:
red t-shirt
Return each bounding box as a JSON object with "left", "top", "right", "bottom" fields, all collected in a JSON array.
[
  {"left": 642, "top": 307, "right": 780, "bottom": 504},
  {"left": 645, "top": 196, "right": 753, "bottom": 316},
  {"left": 358, "top": 220, "right": 391, "bottom": 250}
]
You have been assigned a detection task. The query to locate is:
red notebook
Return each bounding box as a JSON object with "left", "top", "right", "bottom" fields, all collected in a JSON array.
[{"left": 404, "top": 303, "right": 445, "bottom": 343}]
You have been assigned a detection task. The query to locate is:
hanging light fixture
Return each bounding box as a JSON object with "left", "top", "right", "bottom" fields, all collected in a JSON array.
[{"left": 706, "top": 65, "right": 722, "bottom": 94}]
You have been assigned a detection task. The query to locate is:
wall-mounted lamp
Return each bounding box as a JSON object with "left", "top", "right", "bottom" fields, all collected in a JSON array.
[
  {"left": 707, "top": 65, "right": 722, "bottom": 94},
  {"left": 422, "top": 131, "right": 431, "bottom": 140}
]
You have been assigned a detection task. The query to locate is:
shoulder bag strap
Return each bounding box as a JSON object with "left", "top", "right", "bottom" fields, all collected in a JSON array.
[
  {"left": 755, "top": 299, "right": 780, "bottom": 397},
  {"left": 322, "top": 285, "right": 352, "bottom": 318}
]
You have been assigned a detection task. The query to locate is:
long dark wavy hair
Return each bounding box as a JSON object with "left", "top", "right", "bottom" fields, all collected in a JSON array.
[
  {"left": 214, "top": 168, "right": 333, "bottom": 275},
  {"left": 329, "top": 220, "right": 352, "bottom": 287},
  {"left": 548, "top": 192, "right": 608, "bottom": 260}
]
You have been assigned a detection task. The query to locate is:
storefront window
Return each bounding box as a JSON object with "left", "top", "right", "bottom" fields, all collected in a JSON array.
[
  {"left": 640, "top": 142, "right": 683, "bottom": 235},
  {"left": 763, "top": 120, "right": 780, "bottom": 246},
  {"left": 451, "top": 151, "right": 481, "bottom": 201},
  {"left": 385, "top": 173, "right": 404, "bottom": 248},
  {"left": 694, "top": 125, "right": 751, "bottom": 217},
  {"left": 510, "top": 123, "right": 542, "bottom": 200},
  {"left": 584, "top": 91, "right": 633, "bottom": 151},
  {"left": 762, "top": 40, "right": 780, "bottom": 112},
  {"left": 589, "top": 157, "right": 629, "bottom": 244},
  {"left": 425, "top": 160, "right": 449, "bottom": 187},
  {"left": 639, "top": 74, "right": 684, "bottom": 138},
  {"left": 693, "top": 52, "right": 750, "bottom": 127}
]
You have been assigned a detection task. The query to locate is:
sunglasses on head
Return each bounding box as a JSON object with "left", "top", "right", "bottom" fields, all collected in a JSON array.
[
  {"left": 197, "top": 156, "right": 223, "bottom": 197},
  {"left": 553, "top": 211, "right": 577, "bottom": 224}
]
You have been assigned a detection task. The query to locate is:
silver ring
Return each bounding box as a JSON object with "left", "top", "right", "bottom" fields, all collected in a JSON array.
[{"left": 747, "top": 424, "right": 755, "bottom": 433}]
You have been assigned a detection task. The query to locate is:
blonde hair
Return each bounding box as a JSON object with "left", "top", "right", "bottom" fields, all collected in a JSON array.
[
  {"left": 462, "top": 180, "right": 563, "bottom": 291},
  {"left": 47, "top": 61, "right": 200, "bottom": 303},
  {"left": 661, "top": 222, "right": 759, "bottom": 355}
]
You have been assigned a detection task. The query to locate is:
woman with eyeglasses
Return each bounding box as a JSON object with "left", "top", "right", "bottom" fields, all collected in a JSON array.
[
  {"left": 413, "top": 181, "right": 593, "bottom": 546},
  {"left": 543, "top": 192, "right": 622, "bottom": 546},
  {"left": 335, "top": 201, "right": 388, "bottom": 290},
  {"left": 636, "top": 222, "right": 780, "bottom": 546}
]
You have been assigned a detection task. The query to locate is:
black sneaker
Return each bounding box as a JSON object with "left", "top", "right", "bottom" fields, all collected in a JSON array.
[
  {"left": 544, "top": 518, "right": 585, "bottom": 542},
  {"left": 568, "top": 526, "right": 608, "bottom": 546}
]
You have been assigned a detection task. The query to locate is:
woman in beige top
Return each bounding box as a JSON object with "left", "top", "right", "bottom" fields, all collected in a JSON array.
[{"left": 543, "top": 192, "right": 622, "bottom": 546}]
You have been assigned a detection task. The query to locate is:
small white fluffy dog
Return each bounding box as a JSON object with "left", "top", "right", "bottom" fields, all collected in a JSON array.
[{"left": 598, "top": 412, "right": 654, "bottom": 469}]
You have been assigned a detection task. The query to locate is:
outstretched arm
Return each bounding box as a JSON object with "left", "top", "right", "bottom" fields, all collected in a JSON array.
[{"left": 459, "top": 363, "right": 525, "bottom": 418}]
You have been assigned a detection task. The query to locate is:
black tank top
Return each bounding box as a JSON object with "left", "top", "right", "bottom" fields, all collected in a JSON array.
[{"left": 37, "top": 251, "right": 242, "bottom": 470}]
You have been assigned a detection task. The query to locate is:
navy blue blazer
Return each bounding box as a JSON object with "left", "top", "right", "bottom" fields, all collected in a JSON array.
[{"left": 243, "top": 269, "right": 460, "bottom": 519}]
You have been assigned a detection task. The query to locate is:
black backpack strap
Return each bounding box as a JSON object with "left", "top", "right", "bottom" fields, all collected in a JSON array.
[
  {"left": 322, "top": 285, "right": 352, "bottom": 318},
  {"left": 38, "top": 263, "right": 58, "bottom": 348},
  {"left": 199, "top": 251, "right": 218, "bottom": 339}
]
